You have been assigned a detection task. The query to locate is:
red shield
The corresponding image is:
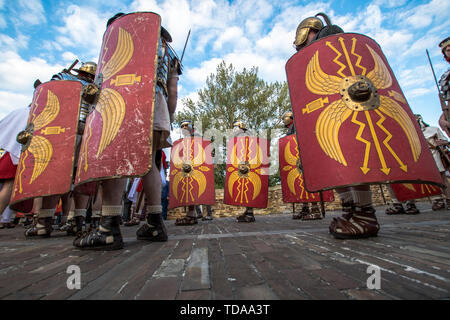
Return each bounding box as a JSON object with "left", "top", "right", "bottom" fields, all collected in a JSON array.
[
  {"left": 10, "top": 81, "right": 81, "bottom": 211},
  {"left": 224, "top": 136, "right": 269, "bottom": 208},
  {"left": 286, "top": 33, "right": 442, "bottom": 192},
  {"left": 75, "top": 12, "right": 160, "bottom": 185},
  {"left": 390, "top": 183, "right": 442, "bottom": 202},
  {"left": 279, "top": 135, "right": 334, "bottom": 203},
  {"left": 168, "top": 137, "right": 215, "bottom": 209}
]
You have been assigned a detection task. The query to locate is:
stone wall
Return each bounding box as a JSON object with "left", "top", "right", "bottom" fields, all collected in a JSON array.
[{"left": 166, "top": 184, "right": 431, "bottom": 220}]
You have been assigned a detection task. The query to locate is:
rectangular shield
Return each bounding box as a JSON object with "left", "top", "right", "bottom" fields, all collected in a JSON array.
[
  {"left": 224, "top": 136, "right": 269, "bottom": 208},
  {"left": 168, "top": 137, "right": 215, "bottom": 209},
  {"left": 286, "top": 33, "right": 443, "bottom": 192},
  {"left": 279, "top": 135, "right": 334, "bottom": 203},
  {"left": 10, "top": 80, "right": 82, "bottom": 211},
  {"left": 75, "top": 12, "right": 161, "bottom": 185},
  {"left": 390, "top": 183, "right": 442, "bottom": 202}
]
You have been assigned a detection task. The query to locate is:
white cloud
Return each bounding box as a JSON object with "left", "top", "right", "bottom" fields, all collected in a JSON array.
[
  {"left": 374, "top": 0, "right": 408, "bottom": 8},
  {"left": 400, "top": 0, "right": 450, "bottom": 29},
  {"left": 0, "top": 34, "right": 29, "bottom": 52},
  {"left": 0, "top": 91, "right": 31, "bottom": 120},
  {"left": 213, "top": 26, "right": 249, "bottom": 52},
  {"left": 55, "top": 5, "right": 106, "bottom": 58},
  {"left": 62, "top": 51, "right": 78, "bottom": 63},
  {"left": 404, "top": 87, "right": 434, "bottom": 98},
  {"left": 0, "top": 51, "right": 63, "bottom": 95},
  {"left": 0, "top": 14, "right": 6, "bottom": 28},
  {"left": 184, "top": 57, "right": 223, "bottom": 89},
  {"left": 11, "top": 0, "right": 46, "bottom": 26}
]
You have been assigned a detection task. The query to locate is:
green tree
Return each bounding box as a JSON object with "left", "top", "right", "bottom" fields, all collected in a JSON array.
[{"left": 175, "top": 61, "right": 291, "bottom": 188}]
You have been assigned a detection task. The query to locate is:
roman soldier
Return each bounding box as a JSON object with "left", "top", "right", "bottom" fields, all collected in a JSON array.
[
  {"left": 73, "top": 12, "right": 181, "bottom": 250},
  {"left": 438, "top": 37, "right": 450, "bottom": 137},
  {"left": 0, "top": 107, "right": 30, "bottom": 228},
  {"left": 11, "top": 61, "right": 99, "bottom": 238},
  {"left": 415, "top": 114, "right": 450, "bottom": 210},
  {"left": 286, "top": 13, "right": 442, "bottom": 239},
  {"left": 171, "top": 119, "right": 214, "bottom": 225},
  {"left": 280, "top": 110, "right": 323, "bottom": 220},
  {"left": 223, "top": 120, "right": 270, "bottom": 222}
]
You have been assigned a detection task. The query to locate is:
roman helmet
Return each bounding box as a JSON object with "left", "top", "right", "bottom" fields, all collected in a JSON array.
[
  {"left": 282, "top": 111, "right": 294, "bottom": 127},
  {"left": 293, "top": 16, "right": 323, "bottom": 48},
  {"left": 233, "top": 120, "right": 246, "bottom": 130},
  {"left": 73, "top": 61, "right": 97, "bottom": 77},
  {"left": 439, "top": 36, "right": 450, "bottom": 61}
]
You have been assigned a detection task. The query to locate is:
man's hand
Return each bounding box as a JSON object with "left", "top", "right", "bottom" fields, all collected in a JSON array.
[
  {"left": 83, "top": 84, "right": 99, "bottom": 96},
  {"left": 439, "top": 113, "right": 450, "bottom": 137}
]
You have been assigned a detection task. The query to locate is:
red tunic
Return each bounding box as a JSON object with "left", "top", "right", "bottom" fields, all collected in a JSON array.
[{"left": 0, "top": 152, "right": 17, "bottom": 180}]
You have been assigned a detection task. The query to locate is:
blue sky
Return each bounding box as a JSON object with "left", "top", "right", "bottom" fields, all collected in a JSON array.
[{"left": 0, "top": 0, "right": 449, "bottom": 131}]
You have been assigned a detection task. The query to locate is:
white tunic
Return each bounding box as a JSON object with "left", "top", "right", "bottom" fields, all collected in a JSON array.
[
  {"left": 0, "top": 107, "right": 30, "bottom": 165},
  {"left": 422, "top": 126, "right": 448, "bottom": 172}
]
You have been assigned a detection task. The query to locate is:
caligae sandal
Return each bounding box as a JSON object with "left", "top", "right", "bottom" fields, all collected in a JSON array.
[{"left": 175, "top": 216, "right": 198, "bottom": 226}]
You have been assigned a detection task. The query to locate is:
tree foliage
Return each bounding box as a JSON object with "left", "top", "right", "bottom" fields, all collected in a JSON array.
[
  {"left": 175, "top": 61, "right": 292, "bottom": 188},
  {"left": 176, "top": 61, "right": 291, "bottom": 133}
]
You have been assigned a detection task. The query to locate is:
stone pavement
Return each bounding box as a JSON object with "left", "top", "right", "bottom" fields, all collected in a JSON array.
[{"left": 0, "top": 202, "right": 449, "bottom": 300}]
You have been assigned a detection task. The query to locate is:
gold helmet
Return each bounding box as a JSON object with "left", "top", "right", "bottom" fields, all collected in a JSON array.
[
  {"left": 74, "top": 61, "right": 97, "bottom": 76},
  {"left": 282, "top": 111, "right": 294, "bottom": 127},
  {"left": 233, "top": 120, "right": 246, "bottom": 130},
  {"left": 293, "top": 17, "right": 323, "bottom": 47},
  {"left": 439, "top": 37, "right": 450, "bottom": 50},
  {"left": 180, "top": 119, "right": 192, "bottom": 129}
]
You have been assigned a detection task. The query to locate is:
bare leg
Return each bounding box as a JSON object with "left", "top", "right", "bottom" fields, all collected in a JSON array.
[
  {"left": 137, "top": 131, "right": 168, "bottom": 240},
  {"left": 0, "top": 179, "right": 14, "bottom": 215},
  {"left": 25, "top": 194, "right": 60, "bottom": 237}
]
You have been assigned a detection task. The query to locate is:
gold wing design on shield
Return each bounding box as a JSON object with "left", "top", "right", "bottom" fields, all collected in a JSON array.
[
  {"left": 306, "top": 51, "right": 341, "bottom": 95},
  {"left": 284, "top": 141, "right": 300, "bottom": 195},
  {"left": 315, "top": 100, "right": 352, "bottom": 166},
  {"left": 33, "top": 90, "right": 60, "bottom": 130},
  {"left": 248, "top": 171, "right": 261, "bottom": 200},
  {"left": 28, "top": 135, "right": 53, "bottom": 183},
  {"left": 25, "top": 89, "right": 60, "bottom": 183},
  {"left": 284, "top": 141, "right": 298, "bottom": 167},
  {"left": 171, "top": 142, "right": 183, "bottom": 169},
  {"left": 192, "top": 142, "right": 205, "bottom": 166},
  {"left": 102, "top": 27, "right": 134, "bottom": 81},
  {"left": 366, "top": 45, "right": 392, "bottom": 90},
  {"left": 228, "top": 170, "right": 239, "bottom": 198},
  {"left": 378, "top": 95, "right": 421, "bottom": 161},
  {"left": 95, "top": 88, "right": 126, "bottom": 157},
  {"left": 230, "top": 143, "right": 239, "bottom": 168},
  {"left": 249, "top": 143, "right": 263, "bottom": 169},
  {"left": 402, "top": 183, "right": 416, "bottom": 192},
  {"left": 191, "top": 170, "right": 207, "bottom": 197}
]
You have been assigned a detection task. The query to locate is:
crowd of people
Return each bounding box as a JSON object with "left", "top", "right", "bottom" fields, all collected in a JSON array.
[{"left": 0, "top": 12, "right": 449, "bottom": 250}]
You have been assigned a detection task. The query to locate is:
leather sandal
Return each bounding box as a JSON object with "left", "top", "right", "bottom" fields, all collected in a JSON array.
[
  {"left": 329, "top": 206, "right": 379, "bottom": 239},
  {"left": 124, "top": 216, "right": 140, "bottom": 227},
  {"left": 405, "top": 202, "right": 420, "bottom": 215},
  {"left": 432, "top": 199, "right": 445, "bottom": 211},
  {"left": 202, "top": 215, "right": 213, "bottom": 221},
  {"left": 301, "top": 205, "right": 322, "bottom": 220},
  {"left": 24, "top": 217, "right": 53, "bottom": 238},
  {"left": 175, "top": 216, "right": 198, "bottom": 226},
  {"left": 236, "top": 214, "right": 255, "bottom": 223},
  {"left": 385, "top": 203, "right": 405, "bottom": 215},
  {"left": 73, "top": 216, "right": 123, "bottom": 251}
]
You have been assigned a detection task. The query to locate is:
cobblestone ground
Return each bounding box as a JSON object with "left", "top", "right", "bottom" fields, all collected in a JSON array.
[{"left": 0, "top": 202, "right": 449, "bottom": 300}]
